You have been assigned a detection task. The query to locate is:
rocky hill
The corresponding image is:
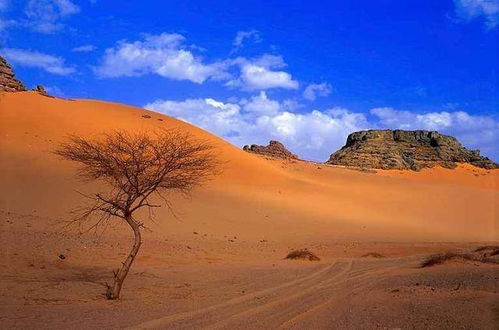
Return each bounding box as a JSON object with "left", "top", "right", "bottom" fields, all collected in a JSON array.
[
  {"left": 327, "top": 130, "right": 497, "bottom": 170},
  {"left": 0, "top": 56, "right": 26, "bottom": 92},
  {"left": 243, "top": 140, "right": 299, "bottom": 159}
]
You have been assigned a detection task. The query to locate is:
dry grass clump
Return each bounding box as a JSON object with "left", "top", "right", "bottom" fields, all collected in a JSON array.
[
  {"left": 420, "top": 249, "right": 499, "bottom": 268},
  {"left": 361, "top": 252, "right": 385, "bottom": 258},
  {"left": 420, "top": 252, "right": 463, "bottom": 267},
  {"left": 474, "top": 245, "right": 499, "bottom": 256},
  {"left": 285, "top": 249, "right": 320, "bottom": 261}
]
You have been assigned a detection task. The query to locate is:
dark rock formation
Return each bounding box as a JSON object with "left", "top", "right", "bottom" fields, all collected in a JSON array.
[
  {"left": 243, "top": 140, "right": 299, "bottom": 159},
  {"left": 0, "top": 56, "right": 26, "bottom": 92},
  {"left": 33, "top": 85, "right": 47, "bottom": 95},
  {"left": 327, "top": 130, "right": 497, "bottom": 171}
]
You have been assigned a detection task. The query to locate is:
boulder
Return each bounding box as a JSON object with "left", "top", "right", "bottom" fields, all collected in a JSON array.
[
  {"left": 243, "top": 140, "right": 299, "bottom": 160},
  {"left": 33, "top": 85, "right": 48, "bottom": 95}
]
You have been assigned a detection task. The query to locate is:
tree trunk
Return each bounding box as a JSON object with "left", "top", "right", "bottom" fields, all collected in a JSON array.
[{"left": 106, "top": 215, "right": 142, "bottom": 300}]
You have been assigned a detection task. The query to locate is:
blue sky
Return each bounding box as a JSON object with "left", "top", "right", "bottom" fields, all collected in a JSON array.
[{"left": 1, "top": 0, "right": 498, "bottom": 161}]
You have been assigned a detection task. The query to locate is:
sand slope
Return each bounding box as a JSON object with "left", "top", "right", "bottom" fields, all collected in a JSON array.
[
  {"left": 1, "top": 92, "right": 498, "bottom": 329},
  {"left": 1, "top": 92, "right": 497, "bottom": 242}
]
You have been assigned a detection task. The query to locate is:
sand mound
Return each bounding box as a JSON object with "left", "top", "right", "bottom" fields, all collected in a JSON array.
[{"left": 0, "top": 92, "right": 498, "bottom": 243}]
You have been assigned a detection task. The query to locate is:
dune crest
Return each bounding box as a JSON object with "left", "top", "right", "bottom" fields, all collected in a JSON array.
[{"left": 0, "top": 92, "right": 497, "bottom": 243}]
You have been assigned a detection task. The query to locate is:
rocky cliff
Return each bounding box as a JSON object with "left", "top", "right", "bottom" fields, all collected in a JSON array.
[
  {"left": 327, "top": 130, "right": 497, "bottom": 170},
  {"left": 0, "top": 56, "right": 26, "bottom": 92},
  {"left": 243, "top": 140, "right": 299, "bottom": 160}
]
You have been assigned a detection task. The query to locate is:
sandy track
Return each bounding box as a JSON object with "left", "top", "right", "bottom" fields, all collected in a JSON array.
[{"left": 131, "top": 257, "right": 411, "bottom": 329}]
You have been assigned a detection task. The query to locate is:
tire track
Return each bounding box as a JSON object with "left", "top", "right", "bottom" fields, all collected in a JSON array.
[{"left": 130, "top": 257, "right": 408, "bottom": 329}]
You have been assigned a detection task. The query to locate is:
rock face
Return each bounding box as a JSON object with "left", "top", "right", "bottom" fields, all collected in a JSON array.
[
  {"left": 0, "top": 56, "right": 26, "bottom": 92},
  {"left": 243, "top": 140, "right": 299, "bottom": 160},
  {"left": 327, "top": 130, "right": 497, "bottom": 171}
]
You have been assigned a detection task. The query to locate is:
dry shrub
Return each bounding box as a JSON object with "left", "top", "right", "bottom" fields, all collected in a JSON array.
[
  {"left": 420, "top": 250, "right": 499, "bottom": 268},
  {"left": 285, "top": 249, "right": 320, "bottom": 261},
  {"left": 420, "top": 252, "right": 462, "bottom": 268},
  {"left": 474, "top": 245, "right": 499, "bottom": 256}
]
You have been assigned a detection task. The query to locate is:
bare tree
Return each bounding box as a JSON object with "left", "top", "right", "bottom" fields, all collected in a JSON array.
[{"left": 55, "top": 129, "right": 219, "bottom": 300}]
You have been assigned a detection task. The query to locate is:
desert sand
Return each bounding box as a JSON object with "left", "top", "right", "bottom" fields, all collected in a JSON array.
[{"left": 1, "top": 92, "right": 498, "bottom": 329}]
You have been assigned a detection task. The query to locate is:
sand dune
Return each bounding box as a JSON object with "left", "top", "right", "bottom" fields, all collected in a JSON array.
[
  {"left": 1, "top": 92, "right": 497, "bottom": 242},
  {"left": 0, "top": 92, "right": 498, "bottom": 329}
]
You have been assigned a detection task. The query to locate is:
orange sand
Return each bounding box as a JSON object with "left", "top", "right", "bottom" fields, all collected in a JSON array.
[
  {"left": 1, "top": 92, "right": 497, "bottom": 243},
  {"left": 0, "top": 92, "right": 498, "bottom": 329}
]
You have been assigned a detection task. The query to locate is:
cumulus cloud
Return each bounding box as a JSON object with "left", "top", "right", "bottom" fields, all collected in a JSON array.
[
  {"left": 231, "top": 29, "right": 261, "bottom": 53},
  {"left": 24, "top": 0, "right": 80, "bottom": 33},
  {"left": 453, "top": 0, "right": 499, "bottom": 29},
  {"left": 303, "top": 82, "right": 332, "bottom": 101},
  {"left": 1, "top": 48, "right": 75, "bottom": 75},
  {"left": 371, "top": 107, "right": 499, "bottom": 159},
  {"left": 236, "top": 64, "right": 298, "bottom": 90},
  {"left": 145, "top": 94, "right": 368, "bottom": 161},
  {"left": 226, "top": 54, "right": 299, "bottom": 90},
  {"left": 241, "top": 91, "right": 281, "bottom": 115},
  {"left": 72, "top": 44, "right": 95, "bottom": 52},
  {"left": 145, "top": 94, "right": 499, "bottom": 161},
  {"left": 95, "top": 33, "right": 299, "bottom": 90},
  {"left": 94, "top": 33, "right": 228, "bottom": 83}
]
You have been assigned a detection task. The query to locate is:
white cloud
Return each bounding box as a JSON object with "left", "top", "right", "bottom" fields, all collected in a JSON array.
[
  {"left": 95, "top": 34, "right": 299, "bottom": 91},
  {"left": 371, "top": 107, "right": 499, "bottom": 159},
  {"left": 453, "top": 0, "right": 499, "bottom": 29},
  {"left": 24, "top": 0, "right": 80, "bottom": 33},
  {"left": 231, "top": 29, "right": 261, "bottom": 53},
  {"left": 241, "top": 91, "right": 281, "bottom": 115},
  {"left": 226, "top": 55, "right": 299, "bottom": 90},
  {"left": 94, "top": 33, "right": 228, "bottom": 83},
  {"left": 145, "top": 94, "right": 368, "bottom": 161},
  {"left": 145, "top": 98, "right": 243, "bottom": 139},
  {"left": 238, "top": 64, "right": 299, "bottom": 90},
  {"left": 303, "top": 82, "right": 332, "bottom": 101},
  {"left": 145, "top": 94, "right": 499, "bottom": 162},
  {"left": 72, "top": 44, "right": 95, "bottom": 52},
  {"left": 1, "top": 48, "right": 75, "bottom": 75}
]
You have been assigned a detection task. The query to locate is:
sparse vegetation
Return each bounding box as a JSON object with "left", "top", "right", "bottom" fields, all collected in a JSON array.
[
  {"left": 420, "top": 252, "right": 462, "bottom": 267},
  {"left": 420, "top": 249, "right": 499, "bottom": 268},
  {"left": 55, "top": 129, "right": 219, "bottom": 299},
  {"left": 361, "top": 252, "right": 385, "bottom": 258},
  {"left": 285, "top": 249, "right": 320, "bottom": 261},
  {"left": 474, "top": 245, "right": 499, "bottom": 256}
]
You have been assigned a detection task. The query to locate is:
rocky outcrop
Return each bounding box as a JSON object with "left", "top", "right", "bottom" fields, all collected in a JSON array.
[
  {"left": 327, "top": 130, "right": 497, "bottom": 171},
  {"left": 243, "top": 140, "right": 299, "bottom": 160},
  {"left": 0, "top": 56, "right": 26, "bottom": 92},
  {"left": 33, "top": 85, "right": 48, "bottom": 95}
]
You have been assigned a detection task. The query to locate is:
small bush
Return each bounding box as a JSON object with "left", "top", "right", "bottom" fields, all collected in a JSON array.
[
  {"left": 420, "top": 252, "right": 461, "bottom": 268},
  {"left": 361, "top": 252, "right": 385, "bottom": 258},
  {"left": 285, "top": 249, "right": 320, "bottom": 261},
  {"left": 474, "top": 245, "right": 499, "bottom": 256},
  {"left": 420, "top": 250, "right": 499, "bottom": 268}
]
